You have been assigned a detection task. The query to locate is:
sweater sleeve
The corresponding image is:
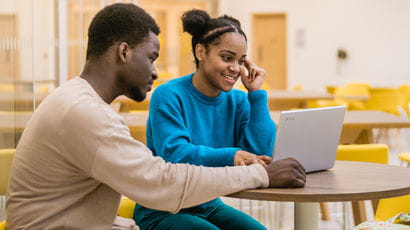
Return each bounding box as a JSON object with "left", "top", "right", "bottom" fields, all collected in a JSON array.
[
  {"left": 147, "top": 97, "right": 238, "bottom": 167},
  {"left": 91, "top": 126, "right": 269, "bottom": 213},
  {"left": 236, "top": 90, "right": 276, "bottom": 156}
]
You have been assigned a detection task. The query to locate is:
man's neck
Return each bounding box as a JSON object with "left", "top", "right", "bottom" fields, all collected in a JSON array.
[{"left": 80, "top": 60, "right": 120, "bottom": 104}]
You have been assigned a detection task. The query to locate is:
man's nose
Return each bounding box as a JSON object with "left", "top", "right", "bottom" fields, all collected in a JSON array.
[{"left": 152, "top": 68, "right": 158, "bottom": 80}]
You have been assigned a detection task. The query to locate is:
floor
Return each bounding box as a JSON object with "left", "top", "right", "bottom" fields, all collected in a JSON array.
[{"left": 1, "top": 128, "right": 409, "bottom": 229}]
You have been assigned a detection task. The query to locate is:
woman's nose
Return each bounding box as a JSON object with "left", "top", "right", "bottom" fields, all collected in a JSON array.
[{"left": 228, "top": 63, "right": 240, "bottom": 73}]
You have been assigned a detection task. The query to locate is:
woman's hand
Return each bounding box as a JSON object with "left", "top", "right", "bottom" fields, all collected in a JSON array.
[
  {"left": 240, "top": 57, "right": 266, "bottom": 92},
  {"left": 234, "top": 150, "right": 272, "bottom": 166}
]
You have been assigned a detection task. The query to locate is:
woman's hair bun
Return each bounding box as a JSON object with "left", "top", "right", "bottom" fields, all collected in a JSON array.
[{"left": 182, "top": 9, "right": 211, "bottom": 36}]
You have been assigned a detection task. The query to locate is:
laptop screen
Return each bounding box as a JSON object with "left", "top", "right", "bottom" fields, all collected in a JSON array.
[{"left": 272, "top": 106, "right": 346, "bottom": 173}]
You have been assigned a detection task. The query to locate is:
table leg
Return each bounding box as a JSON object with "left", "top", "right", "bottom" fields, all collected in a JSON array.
[
  {"left": 295, "top": 202, "right": 319, "bottom": 230},
  {"left": 352, "top": 201, "right": 367, "bottom": 226}
]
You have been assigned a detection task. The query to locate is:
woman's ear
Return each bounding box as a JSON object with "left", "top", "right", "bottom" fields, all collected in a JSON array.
[
  {"left": 195, "top": 44, "right": 205, "bottom": 61},
  {"left": 118, "top": 42, "right": 129, "bottom": 63}
]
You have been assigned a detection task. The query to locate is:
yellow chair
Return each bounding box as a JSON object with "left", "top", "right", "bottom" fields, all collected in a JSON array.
[
  {"left": 326, "top": 85, "right": 337, "bottom": 95},
  {"left": 0, "top": 83, "right": 14, "bottom": 93},
  {"left": 398, "top": 152, "right": 410, "bottom": 167},
  {"left": 374, "top": 195, "right": 410, "bottom": 221},
  {"left": 336, "top": 144, "right": 389, "bottom": 164},
  {"left": 0, "top": 149, "right": 15, "bottom": 230},
  {"left": 293, "top": 85, "right": 303, "bottom": 91},
  {"left": 335, "top": 83, "right": 370, "bottom": 110},
  {"left": 365, "top": 88, "right": 402, "bottom": 116},
  {"left": 0, "top": 149, "right": 15, "bottom": 196},
  {"left": 118, "top": 197, "right": 136, "bottom": 219},
  {"left": 335, "top": 144, "right": 389, "bottom": 226},
  {"left": 0, "top": 197, "right": 137, "bottom": 229},
  {"left": 398, "top": 85, "right": 410, "bottom": 117},
  {"left": 308, "top": 83, "right": 370, "bottom": 109}
]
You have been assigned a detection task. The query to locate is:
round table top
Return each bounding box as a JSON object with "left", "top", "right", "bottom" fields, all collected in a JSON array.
[{"left": 226, "top": 161, "right": 410, "bottom": 202}]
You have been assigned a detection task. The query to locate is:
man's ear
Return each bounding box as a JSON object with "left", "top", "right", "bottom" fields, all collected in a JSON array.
[
  {"left": 118, "top": 42, "right": 129, "bottom": 63},
  {"left": 195, "top": 44, "right": 205, "bottom": 62}
]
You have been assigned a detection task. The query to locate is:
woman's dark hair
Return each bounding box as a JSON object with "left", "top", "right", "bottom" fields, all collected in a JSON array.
[
  {"left": 86, "top": 3, "right": 160, "bottom": 59},
  {"left": 182, "top": 9, "right": 247, "bottom": 68}
]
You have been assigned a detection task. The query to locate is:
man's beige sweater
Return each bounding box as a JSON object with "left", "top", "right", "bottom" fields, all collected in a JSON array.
[{"left": 6, "top": 77, "right": 269, "bottom": 229}]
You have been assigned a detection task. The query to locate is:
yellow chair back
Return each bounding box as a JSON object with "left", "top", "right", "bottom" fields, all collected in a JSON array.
[
  {"left": 336, "top": 144, "right": 388, "bottom": 164},
  {"left": 398, "top": 85, "right": 410, "bottom": 117},
  {"left": 365, "top": 88, "right": 402, "bottom": 115},
  {"left": 309, "top": 83, "right": 370, "bottom": 109},
  {"left": 334, "top": 83, "right": 370, "bottom": 110},
  {"left": 374, "top": 195, "right": 410, "bottom": 221},
  {"left": 334, "top": 83, "right": 370, "bottom": 97},
  {"left": 0, "top": 220, "right": 5, "bottom": 230},
  {"left": 326, "top": 85, "right": 337, "bottom": 94},
  {"left": 118, "top": 197, "right": 136, "bottom": 219},
  {"left": 0, "top": 148, "right": 15, "bottom": 195},
  {"left": 0, "top": 83, "right": 14, "bottom": 93},
  {"left": 398, "top": 152, "right": 410, "bottom": 167}
]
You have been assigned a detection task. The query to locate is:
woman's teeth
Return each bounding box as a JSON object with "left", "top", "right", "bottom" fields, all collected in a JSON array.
[{"left": 223, "top": 74, "right": 236, "bottom": 80}]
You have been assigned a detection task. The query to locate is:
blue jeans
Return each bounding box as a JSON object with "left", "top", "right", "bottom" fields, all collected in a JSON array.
[{"left": 133, "top": 200, "right": 267, "bottom": 230}]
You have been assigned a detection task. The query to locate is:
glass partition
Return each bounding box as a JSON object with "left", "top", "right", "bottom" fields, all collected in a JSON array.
[{"left": 0, "top": 0, "right": 217, "bottom": 149}]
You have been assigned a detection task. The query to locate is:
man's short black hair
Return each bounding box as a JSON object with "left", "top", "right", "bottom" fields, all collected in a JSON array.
[{"left": 86, "top": 3, "right": 160, "bottom": 59}]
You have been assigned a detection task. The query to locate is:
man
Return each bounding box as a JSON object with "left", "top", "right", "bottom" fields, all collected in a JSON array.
[{"left": 6, "top": 3, "right": 305, "bottom": 229}]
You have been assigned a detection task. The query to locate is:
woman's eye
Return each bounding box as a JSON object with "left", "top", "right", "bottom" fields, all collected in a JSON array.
[
  {"left": 222, "top": 56, "right": 232, "bottom": 62},
  {"left": 238, "top": 59, "right": 245, "bottom": 65}
]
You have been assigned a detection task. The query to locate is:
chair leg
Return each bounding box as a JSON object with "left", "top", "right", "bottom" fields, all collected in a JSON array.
[{"left": 320, "top": 202, "right": 331, "bottom": 221}]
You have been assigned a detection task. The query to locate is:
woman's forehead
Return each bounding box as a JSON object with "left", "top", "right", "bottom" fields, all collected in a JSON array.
[{"left": 213, "top": 32, "right": 247, "bottom": 54}]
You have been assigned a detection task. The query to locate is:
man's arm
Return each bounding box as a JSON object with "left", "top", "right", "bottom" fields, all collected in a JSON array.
[
  {"left": 92, "top": 127, "right": 305, "bottom": 213},
  {"left": 91, "top": 127, "right": 267, "bottom": 213}
]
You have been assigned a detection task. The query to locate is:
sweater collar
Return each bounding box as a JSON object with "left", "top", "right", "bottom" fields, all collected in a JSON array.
[{"left": 185, "top": 73, "right": 224, "bottom": 105}]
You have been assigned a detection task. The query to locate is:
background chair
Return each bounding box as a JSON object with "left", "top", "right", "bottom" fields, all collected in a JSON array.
[
  {"left": 365, "top": 88, "right": 402, "bottom": 116},
  {"left": 0, "top": 149, "right": 15, "bottom": 203},
  {"left": 333, "top": 83, "right": 370, "bottom": 110},
  {"left": 0, "top": 149, "right": 15, "bottom": 229},
  {"left": 398, "top": 152, "right": 410, "bottom": 167},
  {"left": 308, "top": 82, "right": 370, "bottom": 109},
  {"left": 0, "top": 196, "right": 137, "bottom": 229},
  {"left": 335, "top": 144, "right": 389, "bottom": 226},
  {"left": 373, "top": 195, "right": 410, "bottom": 222},
  {"left": 398, "top": 85, "right": 410, "bottom": 117},
  {"left": 118, "top": 197, "right": 136, "bottom": 219}
]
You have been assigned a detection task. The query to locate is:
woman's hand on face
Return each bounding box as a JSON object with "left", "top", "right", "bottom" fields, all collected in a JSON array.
[
  {"left": 234, "top": 150, "right": 271, "bottom": 166},
  {"left": 240, "top": 57, "right": 266, "bottom": 92}
]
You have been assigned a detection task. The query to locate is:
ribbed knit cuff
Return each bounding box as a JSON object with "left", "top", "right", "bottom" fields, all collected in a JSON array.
[
  {"left": 251, "top": 164, "right": 269, "bottom": 188},
  {"left": 247, "top": 90, "right": 267, "bottom": 104}
]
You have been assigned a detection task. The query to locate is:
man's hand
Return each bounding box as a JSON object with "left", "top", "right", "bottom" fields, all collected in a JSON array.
[
  {"left": 264, "top": 158, "right": 306, "bottom": 188},
  {"left": 234, "top": 150, "right": 272, "bottom": 166}
]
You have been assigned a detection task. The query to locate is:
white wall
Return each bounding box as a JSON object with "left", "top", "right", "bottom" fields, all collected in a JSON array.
[{"left": 220, "top": 0, "right": 410, "bottom": 90}]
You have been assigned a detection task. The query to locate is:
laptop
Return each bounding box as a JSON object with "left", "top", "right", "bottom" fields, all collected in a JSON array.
[{"left": 272, "top": 105, "right": 346, "bottom": 173}]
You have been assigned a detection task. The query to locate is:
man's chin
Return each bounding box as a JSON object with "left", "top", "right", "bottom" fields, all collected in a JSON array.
[
  {"left": 127, "top": 91, "right": 146, "bottom": 102},
  {"left": 130, "top": 94, "right": 146, "bottom": 102}
]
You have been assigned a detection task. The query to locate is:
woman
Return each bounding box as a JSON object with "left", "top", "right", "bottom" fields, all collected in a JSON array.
[{"left": 133, "top": 9, "right": 276, "bottom": 230}]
